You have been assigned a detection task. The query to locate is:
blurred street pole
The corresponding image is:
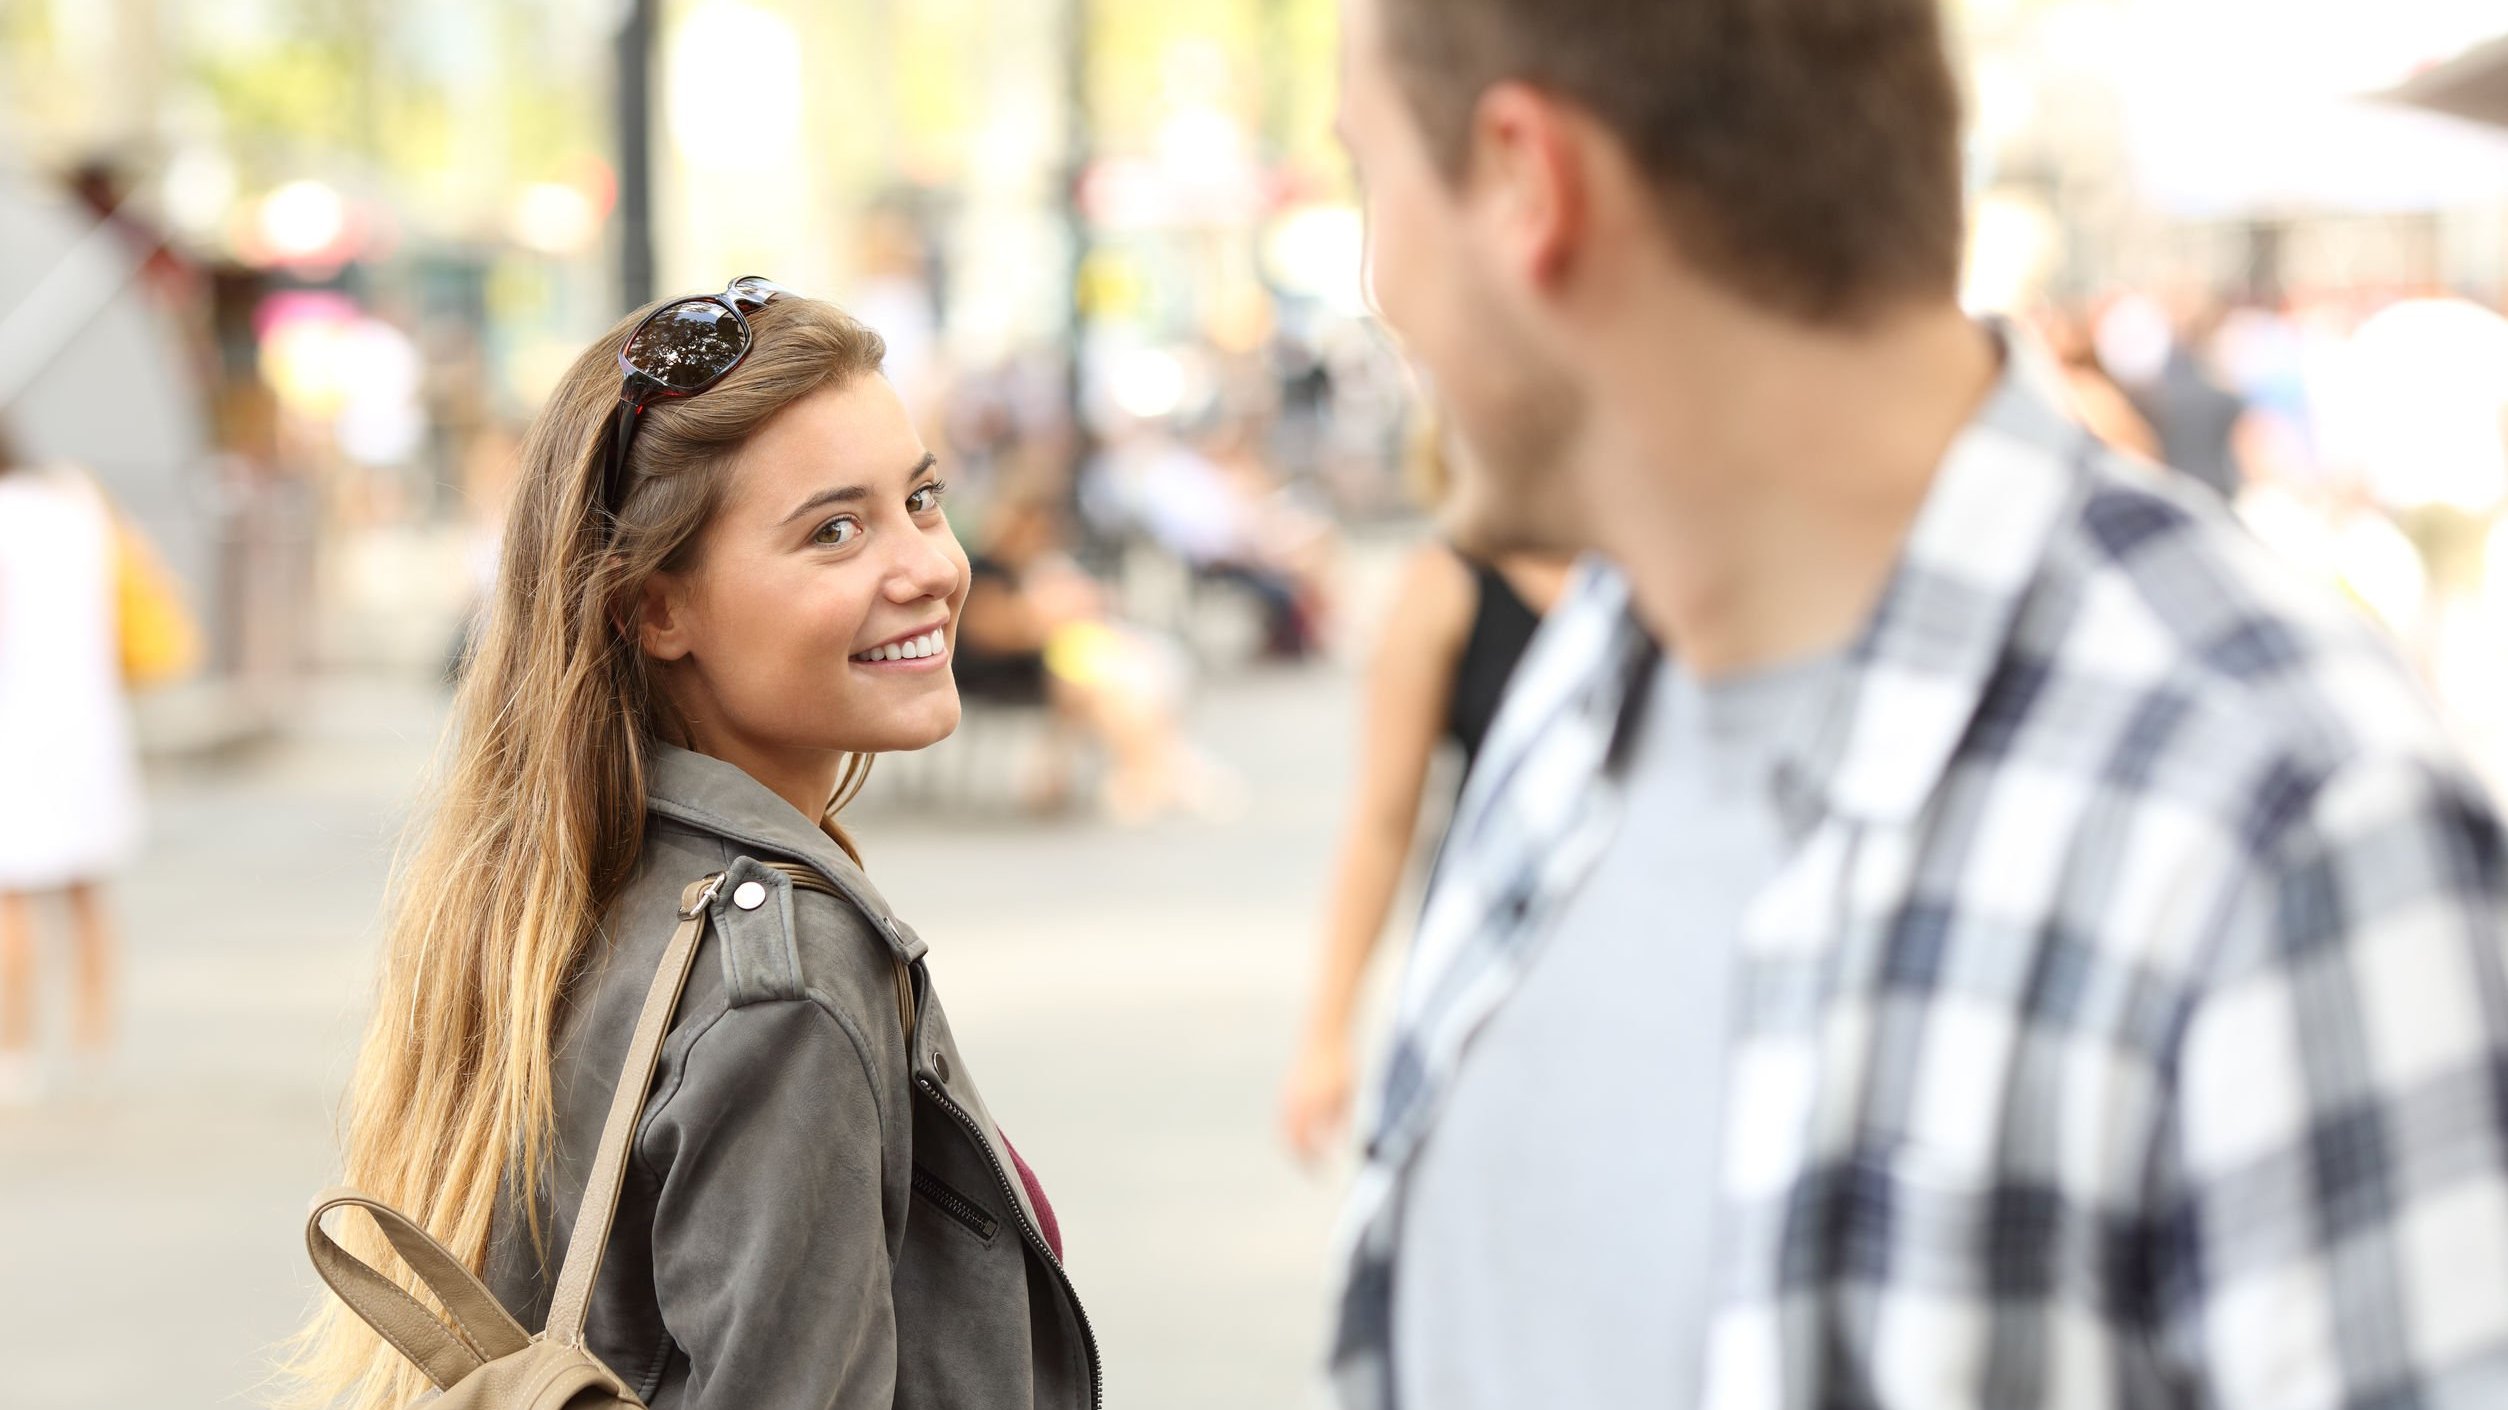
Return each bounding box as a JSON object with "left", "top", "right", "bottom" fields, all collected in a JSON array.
[
  {"left": 616, "top": 0, "right": 660, "bottom": 313},
  {"left": 1260, "top": 0, "right": 1293, "bottom": 165},
  {"left": 1058, "top": 0, "right": 1100, "bottom": 538},
  {"left": 1060, "top": 0, "right": 1095, "bottom": 515}
]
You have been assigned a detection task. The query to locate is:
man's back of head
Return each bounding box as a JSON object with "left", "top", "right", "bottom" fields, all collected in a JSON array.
[
  {"left": 1373, "top": 0, "right": 1966, "bottom": 324},
  {"left": 1338, "top": 0, "right": 1995, "bottom": 668}
]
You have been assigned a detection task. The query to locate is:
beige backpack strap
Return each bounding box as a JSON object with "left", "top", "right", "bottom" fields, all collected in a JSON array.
[
  {"left": 540, "top": 863, "right": 911, "bottom": 1347},
  {"left": 762, "top": 861, "right": 917, "bottom": 1034},
  {"left": 304, "top": 1187, "right": 532, "bottom": 1389},
  {"left": 543, "top": 873, "right": 725, "bottom": 1347}
]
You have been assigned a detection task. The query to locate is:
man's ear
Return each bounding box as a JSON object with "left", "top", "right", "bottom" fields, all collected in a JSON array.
[
  {"left": 635, "top": 569, "right": 695, "bottom": 663},
  {"left": 1469, "top": 82, "right": 1588, "bottom": 291}
]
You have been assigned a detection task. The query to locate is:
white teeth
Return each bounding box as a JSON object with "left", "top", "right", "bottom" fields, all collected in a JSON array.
[{"left": 855, "top": 629, "right": 945, "bottom": 664}]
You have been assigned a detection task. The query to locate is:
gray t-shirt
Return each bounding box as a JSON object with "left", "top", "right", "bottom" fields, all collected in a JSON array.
[{"left": 1393, "top": 648, "right": 1839, "bottom": 1409}]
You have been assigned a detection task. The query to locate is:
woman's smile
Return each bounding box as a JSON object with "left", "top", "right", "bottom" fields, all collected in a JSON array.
[{"left": 848, "top": 622, "right": 951, "bottom": 671}]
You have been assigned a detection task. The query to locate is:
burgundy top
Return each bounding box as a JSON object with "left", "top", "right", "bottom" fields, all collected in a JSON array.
[{"left": 998, "top": 1129, "right": 1063, "bottom": 1260}]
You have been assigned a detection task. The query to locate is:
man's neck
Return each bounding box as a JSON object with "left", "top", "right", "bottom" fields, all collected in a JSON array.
[{"left": 1582, "top": 298, "right": 2000, "bottom": 677}]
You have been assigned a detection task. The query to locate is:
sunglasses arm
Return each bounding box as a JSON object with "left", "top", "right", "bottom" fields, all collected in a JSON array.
[{"left": 600, "top": 396, "right": 647, "bottom": 520}]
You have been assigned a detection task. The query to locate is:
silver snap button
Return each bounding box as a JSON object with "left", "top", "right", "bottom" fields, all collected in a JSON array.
[
  {"left": 731, "top": 880, "right": 768, "bottom": 911},
  {"left": 933, "top": 1052, "right": 952, "bottom": 1083}
]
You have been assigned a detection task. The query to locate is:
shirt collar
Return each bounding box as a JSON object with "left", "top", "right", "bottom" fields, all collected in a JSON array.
[{"left": 1781, "top": 319, "right": 2090, "bottom": 827}]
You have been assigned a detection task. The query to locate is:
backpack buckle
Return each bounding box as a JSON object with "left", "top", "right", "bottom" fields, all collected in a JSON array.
[{"left": 678, "top": 872, "right": 726, "bottom": 920}]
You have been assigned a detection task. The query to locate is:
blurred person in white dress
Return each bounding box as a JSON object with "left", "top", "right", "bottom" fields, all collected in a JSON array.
[{"left": 0, "top": 455, "right": 144, "bottom": 1104}]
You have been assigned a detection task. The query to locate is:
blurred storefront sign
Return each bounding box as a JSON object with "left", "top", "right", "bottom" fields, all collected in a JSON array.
[
  {"left": 2388, "top": 32, "right": 2508, "bottom": 130},
  {"left": 251, "top": 179, "right": 352, "bottom": 267}
]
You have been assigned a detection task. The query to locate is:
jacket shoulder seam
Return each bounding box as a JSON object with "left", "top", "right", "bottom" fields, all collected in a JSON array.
[
  {"left": 801, "top": 986, "right": 894, "bottom": 1148},
  {"left": 634, "top": 993, "right": 893, "bottom": 1180}
]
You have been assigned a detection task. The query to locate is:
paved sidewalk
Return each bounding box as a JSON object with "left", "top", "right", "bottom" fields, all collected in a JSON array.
[{"left": 0, "top": 650, "right": 1376, "bottom": 1409}]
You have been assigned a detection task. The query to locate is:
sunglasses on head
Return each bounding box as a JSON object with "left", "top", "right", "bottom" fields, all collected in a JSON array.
[{"left": 596, "top": 274, "right": 795, "bottom": 521}]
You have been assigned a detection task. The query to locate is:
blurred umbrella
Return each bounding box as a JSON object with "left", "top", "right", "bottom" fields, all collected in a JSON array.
[
  {"left": 2124, "top": 92, "right": 2508, "bottom": 218},
  {"left": 0, "top": 171, "right": 212, "bottom": 596},
  {"left": 2106, "top": 4, "right": 2508, "bottom": 218},
  {"left": 2384, "top": 32, "right": 2508, "bottom": 130}
]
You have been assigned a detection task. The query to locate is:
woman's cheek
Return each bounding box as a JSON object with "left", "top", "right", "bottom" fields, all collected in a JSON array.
[{"left": 794, "top": 569, "right": 871, "bottom": 647}]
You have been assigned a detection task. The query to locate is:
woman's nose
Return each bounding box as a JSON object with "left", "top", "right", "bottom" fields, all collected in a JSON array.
[{"left": 884, "top": 528, "right": 962, "bottom": 603}]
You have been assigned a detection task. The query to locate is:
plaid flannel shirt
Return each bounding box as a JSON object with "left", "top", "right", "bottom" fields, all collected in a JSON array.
[{"left": 1330, "top": 346, "right": 2508, "bottom": 1410}]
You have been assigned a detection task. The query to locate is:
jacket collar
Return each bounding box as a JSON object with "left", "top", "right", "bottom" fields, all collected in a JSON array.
[
  {"left": 642, "top": 744, "right": 925, "bottom": 963},
  {"left": 1777, "top": 323, "right": 2091, "bottom": 829}
]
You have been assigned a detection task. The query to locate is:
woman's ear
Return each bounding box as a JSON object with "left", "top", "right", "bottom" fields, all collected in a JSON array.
[{"left": 636, "top": 570, "right": 695, "bottom": 662}]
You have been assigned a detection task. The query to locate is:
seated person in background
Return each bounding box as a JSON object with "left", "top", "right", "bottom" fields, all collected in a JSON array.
[
  {"left": 955, "top": 499, "right": 1233, "bottom": 823},
  {"left": 1116, "top": 418, "right": 1337, "bottom": 661},
  {"left": 1200, "top": 416, "right": 1341, "bottom": 660}
]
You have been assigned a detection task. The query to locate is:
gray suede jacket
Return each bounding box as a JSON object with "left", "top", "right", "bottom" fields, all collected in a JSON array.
[{"left": 484, "top": 745, "right": 1100, "bottom": 1409}]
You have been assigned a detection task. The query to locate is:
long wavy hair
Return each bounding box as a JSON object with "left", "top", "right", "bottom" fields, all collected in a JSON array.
[{"left": 281, "top": 293, "right": 887, "bottom": 1410}]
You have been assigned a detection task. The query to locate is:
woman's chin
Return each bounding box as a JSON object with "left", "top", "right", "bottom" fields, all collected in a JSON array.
[{"left": 843, "top": 694, "right": 962, "bottom": 755}]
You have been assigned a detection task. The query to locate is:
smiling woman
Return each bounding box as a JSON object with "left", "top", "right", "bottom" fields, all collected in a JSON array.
[
  {"left": 285, "top": 288, "right": 1097, "bottom": 1410},
  {"left": 634, "top": 375, "right": 969, "bottom": 813}
]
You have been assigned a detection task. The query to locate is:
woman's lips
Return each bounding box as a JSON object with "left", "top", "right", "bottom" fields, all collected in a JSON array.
[{"left": 850, "top": 625, "right": 949, "bottom": 668}]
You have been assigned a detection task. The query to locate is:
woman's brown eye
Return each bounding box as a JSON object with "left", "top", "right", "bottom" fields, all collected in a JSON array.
[
  {"left": 908, "top": 480, "right": 947, "bottom": 515},
  {"left": 814, "top": 517, "right": 859, "bottom": 547}
]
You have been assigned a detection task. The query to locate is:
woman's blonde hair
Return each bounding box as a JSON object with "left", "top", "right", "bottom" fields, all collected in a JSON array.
[{"left": 282, "top": 294, "right": 886, "bottom": 1410}]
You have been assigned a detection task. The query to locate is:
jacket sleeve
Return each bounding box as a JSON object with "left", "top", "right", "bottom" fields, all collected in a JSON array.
[{"left": 641, "top": 996, "right": 896, "bottom": 1409}]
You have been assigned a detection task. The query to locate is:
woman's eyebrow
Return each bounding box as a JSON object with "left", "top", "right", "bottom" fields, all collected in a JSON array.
[
  {"left": 777, "top": 484, "right": 869, "bottom": 526},
  {"left": 775, "top": 452, "right": 939, "bottom": 527}
]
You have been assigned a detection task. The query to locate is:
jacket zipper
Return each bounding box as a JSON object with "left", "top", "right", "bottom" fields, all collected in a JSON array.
[
  {"left": 916, "top": 1076, "right": 1104, "bottom": 1410},
  {"left": 911, "top": 1166, "right": 1001, "bottom": 1242},
  {"left": 722, "top": 864, "right": 1075, "bottom": 1394}
]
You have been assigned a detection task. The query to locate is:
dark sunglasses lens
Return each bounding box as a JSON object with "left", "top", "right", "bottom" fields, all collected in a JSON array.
[{"left": 627, "top": 300, "right": 747, "bottom": 391}]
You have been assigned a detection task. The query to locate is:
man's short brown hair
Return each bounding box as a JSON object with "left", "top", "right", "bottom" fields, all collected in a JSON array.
[{"left": 1379, "top": 0, "right": 1966, "bottom": 324}]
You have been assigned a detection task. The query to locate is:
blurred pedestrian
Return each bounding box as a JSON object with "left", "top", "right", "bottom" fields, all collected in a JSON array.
[
  {"left": 2037, "top": 301, "right": 2161, "bottom": 460},
  {"left": 1201, "top": 415, "right": 1340, "bottom": 658},
  {"left": 1111, "top": 417, "right": 1334, "bottom": 660},
  {"left": 0, "top": 454, "right": 143, "bottom": 1105},
  {"left": 286, "top": 281, "right": 1095, "bottom": 1410},
  {"left": 957, "top": 497, "right": 1226, "bottom": 821},
  {"left": 1327, "top": 1, "right": 2508, "bottom": 1407},
  {"left": 2098, "top": 294, "right": 2250, "bottom": 500},
  {"left": 1279, "top": 427, "right": 1568, "bottom": 1165}
]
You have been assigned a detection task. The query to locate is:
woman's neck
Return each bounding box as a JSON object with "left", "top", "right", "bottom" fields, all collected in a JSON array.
[{"left": 677, "top": 720, "right": 843, "bottom": 826}]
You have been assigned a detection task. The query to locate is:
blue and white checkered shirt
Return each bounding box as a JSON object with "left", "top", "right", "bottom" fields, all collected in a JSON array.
[{"left": 1330, "top": 343, "right": 2508, "bottom": 1409}]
